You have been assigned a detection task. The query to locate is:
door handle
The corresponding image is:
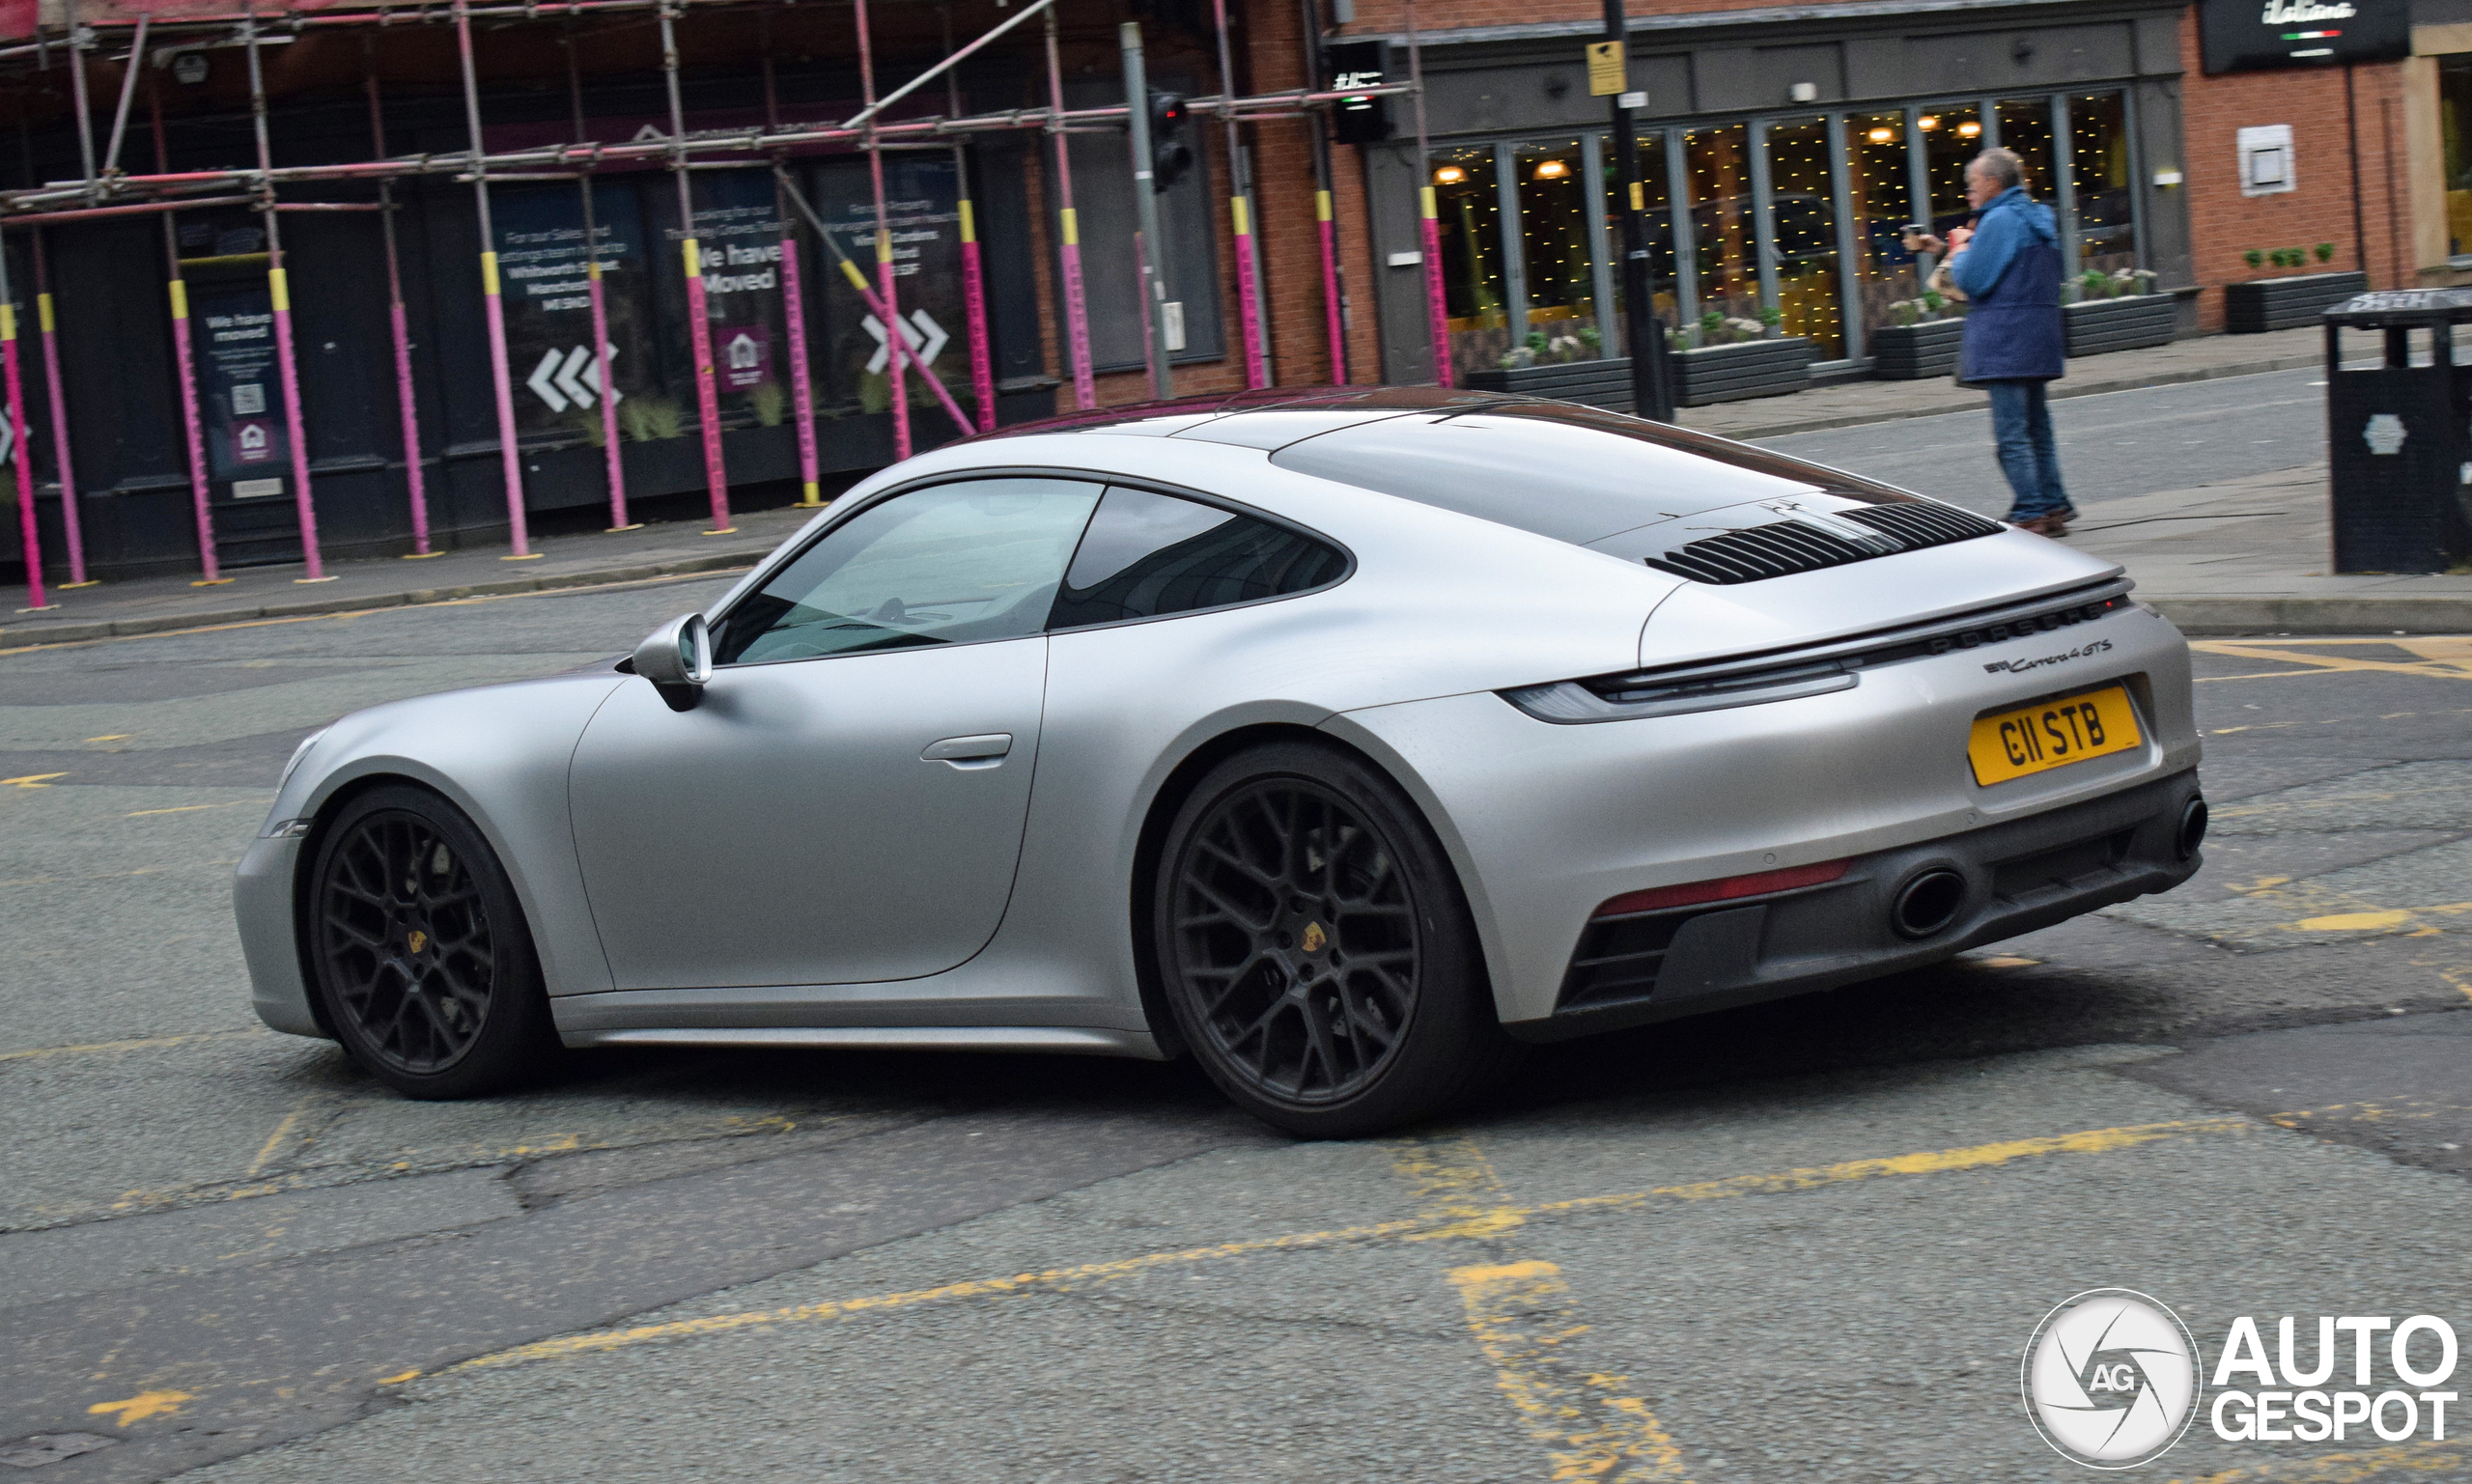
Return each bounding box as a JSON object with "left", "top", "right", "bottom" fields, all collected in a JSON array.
[{"left": 921, "top": 733, "right": 1013, "bottom": 768}]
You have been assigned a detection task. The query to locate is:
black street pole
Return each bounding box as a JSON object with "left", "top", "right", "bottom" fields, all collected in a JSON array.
[{"left": 1605, "top": 0, "right": 1673, "bottom": 420}]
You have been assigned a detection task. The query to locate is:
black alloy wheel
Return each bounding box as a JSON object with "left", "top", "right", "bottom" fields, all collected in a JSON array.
[
  {"left": 308, "top": 785, "right": 553, "bottom": 1099},
  {"left": 1155, "top": 742, "right": 1518, "bottom": 1137}
]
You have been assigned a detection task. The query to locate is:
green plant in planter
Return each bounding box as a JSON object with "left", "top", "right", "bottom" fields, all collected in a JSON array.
[
  {"left": 857, "top": 371, "right": 890, "bottom": 414},
  {"left": 749, "top": 380, "right": 788, "bottom": 428},
  {"left": 1758, "top": 305, "right": 1784, "bottom": 332},
  {"left": 567, "top": 408, "right": 606, "bottom": 448},
  {"left": 1888, "top": 298, "right": 1920, "bottom": 328},
  {"left": 2080, "top": 268, "right": 2115, "bottom": 301},
  {"left": 1577, "top": 324, "right": 1602, "bottom": 349},
  {"left": 1699, "top": 309, "right": 1726, "bottom": 344},
  {"left": 1525, "top": 330, "right": 1550, "bottom": 354},
  {"left": 2244, "top": 248, "right": 2266, "bottom": 269},
  {"left": 1920, "top": 288, "right": 1947, "bottom": 317},
  {"left": 2315, "top": 242, "right": 2338, "bottom": 264},
  {"left": 619, "top": 396, "right": 683, "bottom": 442}
]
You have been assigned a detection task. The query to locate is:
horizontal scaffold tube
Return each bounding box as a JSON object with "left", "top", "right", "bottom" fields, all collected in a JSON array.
[{"left": 0, "top": 84, "right": 1414, "bottom": 215}]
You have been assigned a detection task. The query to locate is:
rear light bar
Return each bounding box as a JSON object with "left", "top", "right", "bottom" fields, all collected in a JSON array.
[{"left": 1592, "top": 858, "right": 1849, "bottom": 918}]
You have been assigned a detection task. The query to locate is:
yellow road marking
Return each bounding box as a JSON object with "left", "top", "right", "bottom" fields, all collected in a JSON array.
[
  {"left": 87, "top": 1389, "right": 192, "bottom": 1426},
  {"left": 245, "top": 1103, "right": 313, "bottom": 1178},
  {"left": 378, "top": 1369, "right": 421, "bottom": 1386},
  {"left": 437, "top": 1115, "right": 2259, "bottom": 1378},
  {"left": 2294, "top": 910, "right": 2417, "bottom": 932},
  {"left": 2191, "top": 637, "right": 2472, "bottom": 684},
  {"left": 2170, "top": 1437, "right": 2472, "bottom": 1482},
  {"left": 85, "top": 733, "right": 130, "bottom": 742},
  {"left": 0, "top": 1028, "right": 263, "bottom": 1064},
  {"left": 126, "top": 801, "right": 257, "bottom": 818},
  {"left": 1448, "top": 1261, "right": 1690, "bottom": 1483},
  {"left": 446, "top": 1216, "right": 1428, "bottom": 1375},
  {"left": 1393, "top": 1135, "right": 1693, "bottom": 1481},
  {"left": 2, "top": 772, "right": 67, "bottom": 787}
]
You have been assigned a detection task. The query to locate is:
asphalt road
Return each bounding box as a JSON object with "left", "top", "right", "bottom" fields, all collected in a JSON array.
[
  {"left": 3, "top": 535, "right": 2470, "bottom": 1481},
  {"left": 1758, "top": 366, "right": 2329, "bottom": 515}
]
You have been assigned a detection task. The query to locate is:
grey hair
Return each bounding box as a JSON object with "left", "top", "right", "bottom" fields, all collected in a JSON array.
[{"left": 1968, "top": 147, "right": 2025, "bottom": 191}]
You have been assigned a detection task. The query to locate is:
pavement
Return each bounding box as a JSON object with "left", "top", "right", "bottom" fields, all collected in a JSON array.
[{"left": 5, "top": 322, "right": 2466, "bottom": 652}]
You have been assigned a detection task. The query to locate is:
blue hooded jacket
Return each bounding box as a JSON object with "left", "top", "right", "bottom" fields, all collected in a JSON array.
[{"left": 1952, "top": 186, "right": 2065, "bottom": 382}]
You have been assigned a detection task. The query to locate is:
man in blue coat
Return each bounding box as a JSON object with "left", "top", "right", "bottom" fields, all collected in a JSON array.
[{"left": 1917, "top": 148, "right": 2073, "bottom": 536}]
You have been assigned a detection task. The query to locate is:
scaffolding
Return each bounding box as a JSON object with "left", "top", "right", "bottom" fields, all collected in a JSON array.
[{"left": 1, "top": 0, "right": 1434, "bottom": 607}]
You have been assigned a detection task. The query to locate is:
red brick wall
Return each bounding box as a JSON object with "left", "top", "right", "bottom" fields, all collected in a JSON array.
[{"left": 2174, "top": 9, "right": 2410, "bottom": 328}]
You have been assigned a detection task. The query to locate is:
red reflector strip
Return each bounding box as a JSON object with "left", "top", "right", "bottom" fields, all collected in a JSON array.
[{"left": 1592, "top": 858, "right": 1851, "bottom": 918}]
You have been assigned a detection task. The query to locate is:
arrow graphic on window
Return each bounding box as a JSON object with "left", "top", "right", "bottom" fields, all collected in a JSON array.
[
  {"left": 860, "top": 309, "right": 949, "bottom": 376},
  {"left": 527, "top": 344, "right": 622, "bottom": 412}
]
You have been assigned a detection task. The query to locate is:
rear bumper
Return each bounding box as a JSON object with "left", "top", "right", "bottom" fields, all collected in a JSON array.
[{"left": 1506, "top": 768, "right": 2204, "bottom": 1041}]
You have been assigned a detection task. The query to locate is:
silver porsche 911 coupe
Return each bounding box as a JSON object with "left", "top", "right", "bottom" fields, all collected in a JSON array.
[{"left": 236, "top": 388, "right": 2205, "bottom": 1135}]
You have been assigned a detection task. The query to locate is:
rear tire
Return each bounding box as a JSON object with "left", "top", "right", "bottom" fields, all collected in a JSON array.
[
  {"left": 306, "top": 784, "right": 558, "bottom": 1100},
  {"left": 1153, "top": 741, "right": 1519, "bottom": 1137}
]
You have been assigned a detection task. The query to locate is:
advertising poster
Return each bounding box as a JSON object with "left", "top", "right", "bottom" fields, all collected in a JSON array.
[
  {"left": 492, "top": 182, "right": 656, "bottom": 442},
  {"left": 191, "top": 280, "right": 290, "bottom": 488},
  {"left": 804, "top": 154, "right": 965, "bottom": 415},
  {"left": 649, "top": 170, "right": 791, "bottom": 427}
]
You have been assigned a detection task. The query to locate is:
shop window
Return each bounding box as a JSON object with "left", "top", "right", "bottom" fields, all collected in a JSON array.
[
  {"left": 2441, "top": 59, "right": 2472, "bottom": 258},
  {"left": 1431, "top": 144, "right": 1509, "bottom": 377},
  {"left": 1995, "top": 98, "right": 2059, "bottom": 201},
  {"left": 2069, "top": 92, "right": 2137, "bottom": 272},
  {"left": 650, "top": 169, "right": 796, "bottom": 432},
  {"left": 1917, "top": 104, "right": 1983, "bottom": 236},
  {"left": 1845, "top": 111, "right": 1921, "bottom": 335},
  {"left": 1513, "top": 138, "right": 1602, "bottom": 360},
  {"left": 1685, "top": 122, "right": 1759, "bottom": 333},
  {"left": 1764, "top": 117, "right": 1843, "bottom": 358},
  {"left": 806, "top": 155, "right": 969, "bottom": 417},
  {"left": 492, "top": 181, "right": 657, "bottom": 445},
  {"left": 1601, "top": 131, "right": 1680, "bottom": 345}
]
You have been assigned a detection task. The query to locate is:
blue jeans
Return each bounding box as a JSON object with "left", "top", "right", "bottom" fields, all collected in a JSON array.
[{"left": 1986, "top": 378, "right": 2069, "bottom": 520}]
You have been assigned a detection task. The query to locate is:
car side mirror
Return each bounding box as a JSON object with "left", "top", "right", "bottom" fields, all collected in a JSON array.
[{"left": 632, "top": 613, "right": 713, "bottom": 711}]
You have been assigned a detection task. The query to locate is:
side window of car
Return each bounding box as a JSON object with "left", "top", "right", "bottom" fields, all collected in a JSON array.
[
  {"left": 711, "top": 478, "right": 1105, "bottom": 666},
  {"left": 1047, "top": 487, "right": 1347, "bottom": 631}
]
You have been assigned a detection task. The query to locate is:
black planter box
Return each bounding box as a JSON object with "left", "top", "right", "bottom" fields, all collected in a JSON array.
[
  {"left": 2225, "top": 270, "right": 2369, "bottom": 334},
  {"left": 1671, "top": 337, "right": 1814, "bottom": 406},
  {"left": 1465, "top": 356, "right": 1638, "bottom": 412},
  {"left": 2064, "top": 294, "right": 2177, "bottom": 357},
  {"left": 1869, "top": 319, "right": 1964, "bottom": 379}
]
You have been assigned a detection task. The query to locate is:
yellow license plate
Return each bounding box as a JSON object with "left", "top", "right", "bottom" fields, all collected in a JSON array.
[{"left": 1968, "top": 686, "right": 2143, "bottom": 786}]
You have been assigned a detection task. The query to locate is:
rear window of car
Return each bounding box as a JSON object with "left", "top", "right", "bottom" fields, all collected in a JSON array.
[{"left": 1266, "top": 401, "right": 1920, "bottom": 546}]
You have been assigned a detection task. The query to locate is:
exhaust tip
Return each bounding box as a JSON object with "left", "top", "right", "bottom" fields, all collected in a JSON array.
[
  {"left": 2177, "top": 798, "right": 2209, "bottom": 860},
  {"left": 1891, "top": 868, "right": 1967, "bottom": 940}
]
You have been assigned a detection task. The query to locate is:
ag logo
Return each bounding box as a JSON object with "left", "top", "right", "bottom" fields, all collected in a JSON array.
[{"left": 2023, "top": 1289, "right": 2201, "bottom": 1469}]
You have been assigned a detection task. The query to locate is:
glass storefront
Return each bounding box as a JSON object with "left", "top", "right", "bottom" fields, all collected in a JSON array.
[
  {"left": 2069, "top": 93, "right": 2137, "bottom": 272},
  {"left": 1847, "top": 111, "right": 1919, "bottom": 337},
  {"left": 1427, "top": 85, "right": 2139, "bottom": 367},
  {"left": 2440, "top": 57, "right": 2472, "bottom": 259},
  {"left": 1514, "top": 137, "right": 1599, "bottom": 357},
  {"left": 1765, "top": 117, "right": 1843, "bottom": 357},
  {"left": 1432, "top": 145, "right": 1510, "bottom": 377}
]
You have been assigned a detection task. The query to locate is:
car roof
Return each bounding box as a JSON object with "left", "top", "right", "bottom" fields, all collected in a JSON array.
[{"left": 963, "top": 386, "right": 1926, "bottom": 548}]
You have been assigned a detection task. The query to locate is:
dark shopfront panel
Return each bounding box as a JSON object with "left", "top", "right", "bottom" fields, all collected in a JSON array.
[
  {"left": 1360, "top": 3, "right": 2193, "bottom": 384},
  {"left": 4, "top": 145, "right": 1049, "bottom": 586}
]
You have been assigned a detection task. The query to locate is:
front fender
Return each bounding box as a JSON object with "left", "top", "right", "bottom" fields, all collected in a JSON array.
[{"left": 275, "top": 671, "right": 630, "bottom": 1000}]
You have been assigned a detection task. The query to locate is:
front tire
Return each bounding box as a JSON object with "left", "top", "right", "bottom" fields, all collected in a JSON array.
[
  {"left": 306, "top": 785, "right": 556, "bottom": 1099},
  {"left": 1153, "top": 741, "right": 1517, "bottom": 1137}
]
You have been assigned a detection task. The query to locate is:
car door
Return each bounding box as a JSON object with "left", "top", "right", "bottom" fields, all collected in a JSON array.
[{"left": 568, "top": 476, "right": 1106, "bottom": 991}]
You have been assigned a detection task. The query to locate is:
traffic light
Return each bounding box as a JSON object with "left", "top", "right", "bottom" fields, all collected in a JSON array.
[
  {"left": 1323, "top": 40, "right": 1391, "bottom": 146},
  {"left": 1148, "top": 90, "right": 1193, "bottom": 193}
]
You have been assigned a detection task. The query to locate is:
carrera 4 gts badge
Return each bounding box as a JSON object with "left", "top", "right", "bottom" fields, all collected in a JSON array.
[{"left": 1984, "top": 637, "right": 2114, "bottom": 674}]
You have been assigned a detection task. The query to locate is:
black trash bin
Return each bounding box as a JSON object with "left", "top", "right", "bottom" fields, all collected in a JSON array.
[{"left": 2323, "top": 289, "right": 2472, "bottom": 574}]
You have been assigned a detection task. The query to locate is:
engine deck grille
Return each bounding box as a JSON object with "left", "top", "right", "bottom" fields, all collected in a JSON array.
[{"left": 1643, "top": 502, "right": 2005, "bottom": 585}]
